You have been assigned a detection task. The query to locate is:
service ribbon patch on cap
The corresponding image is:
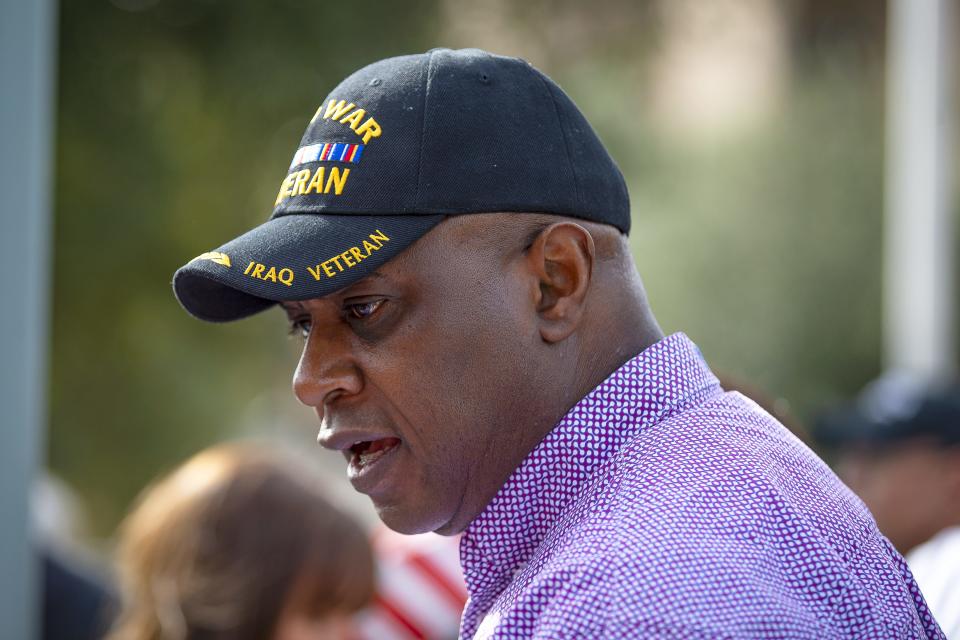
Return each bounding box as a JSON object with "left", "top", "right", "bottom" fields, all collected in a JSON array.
[{"left": 290, "top": 142, "right": 365, "bottom": 169}]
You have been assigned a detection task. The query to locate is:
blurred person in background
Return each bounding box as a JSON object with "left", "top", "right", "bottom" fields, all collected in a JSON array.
[
  {"left": 34, "top": 474, "right": 117, "bottom": 640},
  {"left": 107, "top": 442, "right": 374, "bottom": 640},
  {"left": 42, "top": 551, "right": 115, "bottom": 640},
  {"left": 816, "top": 375, "right": 960, "bottom": 637}
]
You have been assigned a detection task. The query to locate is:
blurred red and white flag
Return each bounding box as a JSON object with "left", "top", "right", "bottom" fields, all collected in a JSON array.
[{"left": 355, "top": 527, "right": 467, "bottom": 640}]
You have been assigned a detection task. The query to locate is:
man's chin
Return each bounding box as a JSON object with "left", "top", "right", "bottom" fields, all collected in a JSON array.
[{"left": 374, "top": 501, "right": 461, "bottom": 536}]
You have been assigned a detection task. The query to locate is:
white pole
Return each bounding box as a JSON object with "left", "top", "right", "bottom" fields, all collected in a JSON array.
[
  {"left": 0, "top": 0, "right": 57, "bottom": 638},
  {"left": 884, "top": 0, "right": 955, "bottom": 381}
]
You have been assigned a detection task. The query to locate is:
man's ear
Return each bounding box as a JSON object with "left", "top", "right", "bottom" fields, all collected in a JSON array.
[{"left": 525, "top": 222, "right": 595, "bottom": 343}]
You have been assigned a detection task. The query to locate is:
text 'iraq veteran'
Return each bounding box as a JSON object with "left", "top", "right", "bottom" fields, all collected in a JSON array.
[
  {"left": 308, "top": 230, "right": 389, "bottom": 279},
  {"left": 275, "top": 99, "right": 383, "bottom": 206}
]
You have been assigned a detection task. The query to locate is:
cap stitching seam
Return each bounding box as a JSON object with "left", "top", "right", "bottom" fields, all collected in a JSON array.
[
  {"left": 534, "top": 70, "right": 582, "bottom": 212},
  {"left": 414, "top": 50, "right": 436, "bottom": 210}
]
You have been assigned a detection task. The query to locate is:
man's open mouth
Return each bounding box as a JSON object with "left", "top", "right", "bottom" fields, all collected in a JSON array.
[{"left": 349, "top": 437, "right": 401, "bottom": 469}]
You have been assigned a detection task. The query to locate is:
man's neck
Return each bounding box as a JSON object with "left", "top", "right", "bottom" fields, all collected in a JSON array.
[{"left": 571, "top": 299, "right": 663, "bottom": 410}]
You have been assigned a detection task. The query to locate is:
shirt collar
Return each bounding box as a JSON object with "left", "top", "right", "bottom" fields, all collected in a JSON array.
[{"left": 459, "top": 332, "right": 722, "bottom": 602}]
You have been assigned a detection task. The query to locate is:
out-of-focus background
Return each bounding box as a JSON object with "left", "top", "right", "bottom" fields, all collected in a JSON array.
[
  {"left": 3, "top": 0, "right": 959, "bottom": 638},
  {"left": 46, "top": 0, "right": 943, "bottom": 536}
]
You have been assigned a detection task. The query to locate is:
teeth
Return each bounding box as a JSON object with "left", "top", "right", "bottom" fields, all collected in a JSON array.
[
  {"left": 358, "top": 447, "right": 389, "bottom": 467},
  {"left": 354, "top": 439, "right": 399, "bottom": 468}
]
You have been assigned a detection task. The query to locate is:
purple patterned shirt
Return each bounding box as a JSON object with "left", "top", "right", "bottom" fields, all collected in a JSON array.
[{"left": 459, "top": 334, "right": 944, "bottom": 639}]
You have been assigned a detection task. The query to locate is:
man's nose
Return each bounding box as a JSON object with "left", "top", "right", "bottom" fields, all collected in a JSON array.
[{"left": 292, "top": 327, "right": 363, "bottom": 409}]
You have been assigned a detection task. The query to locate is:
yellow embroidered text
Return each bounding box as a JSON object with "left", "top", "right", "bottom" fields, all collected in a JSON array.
[
  {"left": 306, "top": 230, "right": 390, "bottom": 280},
  {"left": 275, "top": 167, "right": 350, "bottom": 205},
  {"left": 243, "top": 261, "right": 295, "bottom": 286},
  {"left": 310, "top": 99, "right": 382, "bottom": 144}
]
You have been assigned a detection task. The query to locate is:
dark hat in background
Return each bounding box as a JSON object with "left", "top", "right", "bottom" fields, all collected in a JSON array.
[
  {"left": 814, "top": 373, "right": 960, "bottom": 449},
  {"left": 173, "top": 48, "right": 630, "bottom": 322}
]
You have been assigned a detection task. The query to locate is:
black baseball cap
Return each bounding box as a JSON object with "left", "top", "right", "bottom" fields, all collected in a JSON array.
[
  {"left": 815, "top": 374, "right": 960, "bottom": 448},
  {"left": 173, "top": 48, "right": 630, "bottom": 322}
]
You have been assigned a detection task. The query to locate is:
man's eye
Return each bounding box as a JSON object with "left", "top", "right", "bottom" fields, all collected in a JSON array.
[
  {"left": 288, "top": 318, "right": 311, "bottom": 339},
  {"left": 347, "top": 300, "right": 384, "bottom": 320}
]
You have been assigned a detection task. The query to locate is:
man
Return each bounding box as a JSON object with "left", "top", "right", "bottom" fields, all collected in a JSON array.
[
  {"left": 173, "top": 49, "right": 943, "bottom": 638},
  {"left": 816, "top": 376, "right": 960, "bottom": 637}
]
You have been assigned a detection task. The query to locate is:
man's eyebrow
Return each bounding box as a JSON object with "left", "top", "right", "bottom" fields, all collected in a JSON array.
[
  {"left": 279, "top": 301, "right": 304, "bottom": 314},
  {"left": 278, "top": 271, "right": 390, "bottom": 311},
  {"left": 340, "top": 270, "right": 388, "bottom": 293}
]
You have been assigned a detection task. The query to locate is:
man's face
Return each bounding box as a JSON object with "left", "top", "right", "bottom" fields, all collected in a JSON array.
[{"left": 282, "top": 216, "right": 549, "bottom": 535}]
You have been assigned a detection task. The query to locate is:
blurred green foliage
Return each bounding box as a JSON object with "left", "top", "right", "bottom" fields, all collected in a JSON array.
[
  {"left": 52, "top": 0, "right": 439, "bottom": 534},
  {"left": 628, "top": 70, "right": 887, "bottom": 415},
  {"left": 50, "top": 0, "right": 950, "bottom": 536}
]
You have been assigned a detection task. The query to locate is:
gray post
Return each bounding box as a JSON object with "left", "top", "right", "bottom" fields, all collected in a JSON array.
[
  {"left": 884, "top": 0, "right": 955, "bottom": 380},
  {"left": 0, "top": 0, "right": 58, "bottom": 638}
]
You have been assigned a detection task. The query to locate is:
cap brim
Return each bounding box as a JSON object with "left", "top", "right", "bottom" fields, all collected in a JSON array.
[{"left": 173, "top": 213, "right": 444, "bottom": 322}]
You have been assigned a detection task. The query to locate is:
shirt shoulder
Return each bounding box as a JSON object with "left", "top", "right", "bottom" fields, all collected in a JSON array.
[
  {"left": 607, "top": 390, "right": 877, "bottom": 554},
  {"left": 526, "top": 392, "right": 933, "bottom": 638}
]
